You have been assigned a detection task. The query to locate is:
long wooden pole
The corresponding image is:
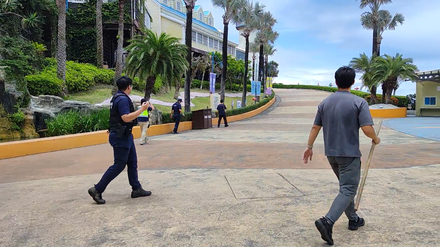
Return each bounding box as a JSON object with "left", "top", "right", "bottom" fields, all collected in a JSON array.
[{"left": 355, "top": 120, "right": 382, "bottom": 211}]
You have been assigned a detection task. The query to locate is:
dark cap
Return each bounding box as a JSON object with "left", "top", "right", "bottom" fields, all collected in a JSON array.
[{"left": 177, "top": 99, "right": 182, "bottom": 102}]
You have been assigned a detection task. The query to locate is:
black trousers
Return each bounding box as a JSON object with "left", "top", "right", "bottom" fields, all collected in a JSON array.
[{"left": 218, "top": 115, "right": 228, "bottom": 127}]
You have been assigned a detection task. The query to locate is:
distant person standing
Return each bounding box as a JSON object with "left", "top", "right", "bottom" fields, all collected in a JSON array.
[
  {"left": 171, "top": 99, "right": 184, "bottom": 134},
  {"left": 138, "top": 98, "right": 154, "bottom": 145},
  {"left": 217, "top": 100, "right": 228, "bottom": 128},
  {"left": 88, "top": 76, "right": 151, "bottom": 205}
]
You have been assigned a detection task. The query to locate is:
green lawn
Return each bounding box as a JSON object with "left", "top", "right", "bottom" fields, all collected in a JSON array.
[{"left": 66, "top": 84, "right": 255, "bottom": 112}]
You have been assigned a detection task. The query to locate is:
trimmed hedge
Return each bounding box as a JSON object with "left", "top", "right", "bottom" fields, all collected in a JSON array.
[
  {"left": 272, "top": 83, "right": 408, "bottom": 107},
  {"left": 25, "top": 59, "right": 115, "bottom": 96}
]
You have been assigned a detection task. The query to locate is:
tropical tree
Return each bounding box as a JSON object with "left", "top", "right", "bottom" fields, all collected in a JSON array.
[
  {"left": 257, "top": 29, "right": 278, "bottom": 94},
  {"left": 96, "top": 0, "right": 103, "bottom": 68},
  {"left": 360, "top": 0, "right": 404, "bottom": 103},
  {"left": 256, "top": 11, "right": 276, "bottom": 93},
  {"left": 249, "top": 42, "right": 259, "bottom": 81},
  {"left": 233, "top": 1, "right": 264, "bottom": 107},
  {"left": 212, "top": 0, "right": 244, "bottom": 101},
  {"left": 183, "top": 0, "right": 197, "bottom": 113},
  {"left": 349, "top": 53, "right": 378, "bottom": 95},
  {"left": 267, "top": 61, "right": 279, "bottom": 78},
  {"left": 263, "top": 43, "right": 276, "bottom": 88},
  {"left": 55, "top": 0, "right": 67, "bottom": 94},
  {"left": 114, "top": 0, "right": 125, "bottom": 89},
  {"left": 372, "top": 54, "right": 418, "bottom": 104},
  {"left": 125, "top": 29, "right": 188, "bottom": 101}
]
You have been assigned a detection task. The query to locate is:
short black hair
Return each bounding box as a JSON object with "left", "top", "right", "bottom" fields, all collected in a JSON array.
[
  {"left": 177, "top": 99, "right": 182, "bottom": 102},
  {"left": 116, "top": 76, "right": 133, "bottom": 91},
  {"left": 334, "top": 66, "right": 355, "bottom": 89},
  {"left": 220, "top": 100, "right": 224, "bottom": 103},
  {"left": 140, "top": 98, "right": 147, "bottom": 104}
]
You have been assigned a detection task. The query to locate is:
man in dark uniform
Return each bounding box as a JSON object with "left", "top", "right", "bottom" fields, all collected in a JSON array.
[
  {"left": 217, "top": 99, "right": 229, "bottom": 128},
  {"left": 171, "top": 98, "right": 184, "bottom": 134},
  {"left": 88, "top": 76, "right": 151, "bottom": 204}
]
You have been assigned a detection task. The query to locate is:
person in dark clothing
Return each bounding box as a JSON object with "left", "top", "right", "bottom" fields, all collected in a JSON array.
[
  {"left": 217, "top": 100, "right": 228, "bottom": 128},
  {"left": 171, "top": 99, "right": 184, "bottom": 134},
  {"left": 302, "top": 67, "right": 380, "bottom": 245},
  {"left": 88, "top": 76, "right": 152, "bottom": 205}
]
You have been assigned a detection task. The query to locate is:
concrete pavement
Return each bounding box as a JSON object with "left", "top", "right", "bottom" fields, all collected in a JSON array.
[{"left": 0, "top": 89, "right": 439, "bottom": 246}]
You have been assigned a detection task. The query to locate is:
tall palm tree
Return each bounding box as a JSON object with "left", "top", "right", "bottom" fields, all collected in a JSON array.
[
  {"left": 96, "top": 0, "right": 103, "bottom": 68},
  {"left": 55, "top": 0, "right": 66, "bottom": 93},
  {"left": 349, "top": 53, "right": 378, "bottom": 98},
  {"left": 249, "top": 42, "right": 259, "bottom": 81},
  {"left": 125, "top": 29, "right": 188, "bottom": 101},
  {"left": 256, "top": 28, "right": 278, "bottom": 94},
  {"left": 360, "top": 0, "right": 404, "bottom": 103},
  {"left": 183, "top": 0, "right": 196, "bottom": 113},
  {"left": 114, "top": 0, "right": 125, "bottom": 90},
  {"left": 263, "top": 43, "right": 276, "bottom": 89},
  {"left": 256, "top": 12, "right": 276, "bottom": 91},
  {"left": 212, "top": 0, "right": 244, "bottom": 102},
  {"left": 372, "top": 54, "right": 418, "bottom": 104},
  {"left": 234, "top": 1, "right": 264, "bottom": 107}
]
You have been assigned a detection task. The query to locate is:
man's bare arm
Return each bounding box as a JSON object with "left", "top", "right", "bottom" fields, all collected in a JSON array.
[
  {"left": 307, "top": 125, "right": 322, "bottom": 148},
  {"left": 361, "top": 125, "right": 380, "bottom": 144}
]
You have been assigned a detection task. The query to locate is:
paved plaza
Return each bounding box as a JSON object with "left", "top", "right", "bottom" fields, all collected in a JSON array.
[{"left": 0, "top": 89, "right": 439, "bottom": 246}]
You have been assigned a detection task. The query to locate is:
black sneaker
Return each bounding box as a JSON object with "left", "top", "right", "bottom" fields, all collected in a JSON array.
[
  {"left": 131, "top": 187, "right": 152, "bottom": 198},
  {"left": 315, "top": 217, "right": 334, "bottom": 245},
  {"left": 225, "top": 125, "right": 229, "bottom": 127},
  {"left": 348, "top": 217, "right": 365, "bottom": 231},
  {"left": 88, "top": 187, "right": 105, "bottom": 204}
]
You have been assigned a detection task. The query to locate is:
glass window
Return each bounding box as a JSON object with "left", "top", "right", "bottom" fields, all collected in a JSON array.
[
  {"left": 176, "top": 1, "right": 181, "bottom": 10},
  {"left": 199, "top": 13, "right": 203, "bottom": 21},
  {"left": 163, "top": 0, "right": 167, "bottom": 4},
  {"left": 197, "top": 33, "right": 203, "bottom": 44},
  {"left": 192, "top": 31, "right": 196, "bottom": 42},
  {"left": 203, "top": 35, "right": 208, "bottom": 46},
  {"left": 424, "top": 97, "right": 437, "bottom": 105},
  {"left": 209, "top": 37, "right": 214, "bottom": 48}
]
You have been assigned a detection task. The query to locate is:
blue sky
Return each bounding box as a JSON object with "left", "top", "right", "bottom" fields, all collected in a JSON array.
[{"left": 196, "top": 0, "right": 440, "bottom": 96}]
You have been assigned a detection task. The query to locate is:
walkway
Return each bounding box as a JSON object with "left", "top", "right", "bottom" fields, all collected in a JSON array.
[{"left": 0, "top": 89, "right": 439, "bottom": 246}]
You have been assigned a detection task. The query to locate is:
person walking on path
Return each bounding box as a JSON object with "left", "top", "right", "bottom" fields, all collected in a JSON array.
[
  {"left": 302, "top": 66, "right": 381, "bottom": 245},
  {"left": 171, "top": 99, "right": 184, "bottom": 134},
  {"left": 217, "top": 100, "right": 229, "bottom": 128},
  {"left": 88, "top": 76, "right": 152, "bottom": 205},
  {"left": 138, "top": 98, "right": 154, "bottom": 145}
]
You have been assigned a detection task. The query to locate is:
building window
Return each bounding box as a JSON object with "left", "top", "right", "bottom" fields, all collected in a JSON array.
[
  {"left": 220, "top": 42, "right": 223, "bottom": 50},
  {"left": 202, "top": 35, "right": 208, "bottom": 46},
  {"left": 209, "top": 18, "right": 212, "bottom": 26},
  {"left": 163, "top": 0, "right": 167, "bottom": 4},
  {"left": 192, "top": 31, "right": 196, "bottom": 42},
  {"left": 176, "top": 1, "right": 181, "bottom": 11},
  {"left": 197, "top": 33, "right": 203, "bottom": 44},
  {"left": 199, "top": 12, "right": 203, "bottom": 21},
  {"left": 215, "top": 40, "right": 219, "bottom": 50},
  {"left": 209, "top": 37, "right": 214, "bottom": 48},
  {"left": 424, "top": 97, "right": 437, "bottom": 105}
]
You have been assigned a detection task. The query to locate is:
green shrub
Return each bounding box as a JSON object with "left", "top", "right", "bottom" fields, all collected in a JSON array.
[
  {"left": 162, "top": 112, "right": 193, "bottom": 124},
  {"left": 25, "top": 72, "right": 64, "bottom": 96},
  {"left": 45, "top": 108, "right": 110, "bottom": 137},
  {"left": 8, "top": 110, "right": 26, "bottom": 131}
]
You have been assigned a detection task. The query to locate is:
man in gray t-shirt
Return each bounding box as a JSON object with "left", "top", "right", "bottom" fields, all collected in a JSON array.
[{"left": 302, "top": 66, "right": 380, "bottom": 245}]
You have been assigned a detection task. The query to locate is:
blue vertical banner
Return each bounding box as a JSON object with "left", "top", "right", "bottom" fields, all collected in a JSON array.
[
  {"left": 256, "top": 81, "right": 261, "bottom": 96},
  {"left": 251, "top": 81, "right": 256, "bottom": 95},
  {"left": 209, "top": 73, "right": 216, "bottom": 93}
]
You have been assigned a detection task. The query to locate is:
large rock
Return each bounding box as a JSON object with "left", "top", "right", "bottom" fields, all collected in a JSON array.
[{"left": 149, "top": 108, "right": 162, "bottom": 125}]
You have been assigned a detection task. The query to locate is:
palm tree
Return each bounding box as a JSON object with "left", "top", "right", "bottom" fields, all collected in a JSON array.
[
  {"left": 125, "top": 29, "right": 188, "bottom": 101},
  {"left": 234, "top": 1, "right": 264, "bottom": 107},
  {"left": 372, "top": 54, "right": 418, "bottom": 104},
  {"left": 263, "top": 43, "right": 276, "bottom": 90},
  {"left": 212, "top": 0, "right": 244, "bottom": 102},
  {"left": 256, "top": 12, "right": 276, "bottom": 92},
  {"left": 96, "top": 0, "right": 103, "bottom": 68},
  {"left": 349, "top": 53, "right": 378, "bottom": 100},
  {"left": 256, "top": 28, "right": 278, "bottom": 94},
  {"left": 183, "top": 0, "right": 196, "bottom": 113},
  {"left": 360, "top": 0, "right": 404, "bottom": 103},
  {"left": 249, "top": 42, "right": 259, "bottom": 81},
  {"left": 114, "top": 0, "right": 125, "bottom": 90},
  {"left": 55, "top": 0, "right": 66, "bottom": 93}
]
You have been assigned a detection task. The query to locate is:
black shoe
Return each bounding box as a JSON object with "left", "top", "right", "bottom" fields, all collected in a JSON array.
[
  {"left": 225, "top": 125, "right": 229, "bottom": 127},
  {"left": 173, "top": 132, "right": 179, "bottom": 134},
  {"left": 315, "top": 217, "right": 334, "bottom": 245},
  {"left": 348, "top": 217, "right": 365, "bottom": 231},
  {"left": 131, "top": 187, "right": 152, "bottom": 198},
  {"left": 88, "top": 187, "right": 105, "bottom": 204}
]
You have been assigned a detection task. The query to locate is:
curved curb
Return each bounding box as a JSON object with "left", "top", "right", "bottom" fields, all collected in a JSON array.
[{"left": 0, "top": 96, "right": 276, "bottom": 160}]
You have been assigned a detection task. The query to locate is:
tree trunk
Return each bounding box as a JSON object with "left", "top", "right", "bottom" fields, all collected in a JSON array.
[
  {"left": 381, "top": 83, "right": 386, "bottom": 103},
  {"left": 200, "top": 71, "right": 205, "bottom": 90},
  {"left": 369, "top": 27, "right": 379, "bottom": 104},
  {"left": 369, "top": 86, "right": 379, "bottom": 104},
  {"left": 96, "top": 0, "right": 103, "bottom": 68},
  {"left": 184, "top": 5, "right": 193, "bottom": 113},
  {"left": 144, "top": 76, "right": 156, "bottom": 101},
  {"left": 385, "top": 81, "right": 395, "bottom": 104},
  {"left": 252, "top": 56, "right": 255, "bottom": 81},
  {"left": 114, "top": 0, "right": 125, "bottom": 92},
  {"left": 258, "top": 43, "right": 264, "bottom": 97},
  {"left": 56, "top": 0, "right": 67, "bottom": 92},
  {"left": 264, "top": 56, "right": 268, "bottom": 94},
  {"left": 220, "top": 19, "right": 229, "bottom": 102},
  {"left": 242, "top": 35, "right": 250, "bottom": 107},
  {"left": 174, "top": 79, "right": 181, "bottom": 100}
]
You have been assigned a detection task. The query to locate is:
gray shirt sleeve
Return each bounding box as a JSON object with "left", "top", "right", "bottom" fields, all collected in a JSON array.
[
  {"left": 358, "top": 100, "right": 374, "bottom": 127},
  {"left": 313, "top": 104, "right": 323, "bottom": 126}
]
